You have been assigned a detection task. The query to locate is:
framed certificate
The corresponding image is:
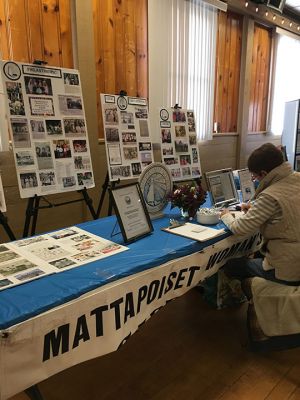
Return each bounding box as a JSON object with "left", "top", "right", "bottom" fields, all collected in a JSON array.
[{"left": 109, "top": 182, "right": 153, "bottom": 243}]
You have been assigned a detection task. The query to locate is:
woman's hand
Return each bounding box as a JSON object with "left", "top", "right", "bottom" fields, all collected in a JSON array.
[
  {"left": 220, "top": 208, "right": 230, "bottom": 217},
  {"left": 241, "top": 202, "right": 251, "bottom": 213}
]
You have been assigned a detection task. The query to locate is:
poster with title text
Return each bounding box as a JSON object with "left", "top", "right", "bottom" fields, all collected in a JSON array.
[
  {"left": 100, "top": 94, "right": 154, "bottom": 181},
  {"left": 159, "top": 108, "right": 202, "bottom": 182},
  {"left": 0, "top": 61, "right": 95, "bottom": 198}
]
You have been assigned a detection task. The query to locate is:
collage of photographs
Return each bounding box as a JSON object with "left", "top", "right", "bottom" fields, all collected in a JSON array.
[
  {"left": 1, "top": 61, "right": 95, "bottom": 198},
  {"left": 101, "top": 94, "right": 154, "bottom": 181},
  {"left": 159, "top": 108, "right": 201, "bottom": 181},
  {"left": 0, "top": 226, "right": 128, "bottom": 290}
]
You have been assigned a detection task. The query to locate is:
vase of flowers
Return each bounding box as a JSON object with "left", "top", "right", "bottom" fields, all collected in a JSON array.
[{"left": 168, "top": 182, "right": 207, "bottom": 219}]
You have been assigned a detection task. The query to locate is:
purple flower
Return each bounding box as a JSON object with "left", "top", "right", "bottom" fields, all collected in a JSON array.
[{"left": 167, "top": 183, "right": 207, "bottom": 217}]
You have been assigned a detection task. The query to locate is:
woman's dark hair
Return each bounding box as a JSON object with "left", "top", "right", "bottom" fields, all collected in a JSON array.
[{"left": 247, "top": 143, "right": 284, "bottom": 175}]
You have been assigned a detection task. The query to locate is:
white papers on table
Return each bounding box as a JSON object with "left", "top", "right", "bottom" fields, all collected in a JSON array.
[{"left": 163, "top": 222, "right": 225, "bottom": 242}]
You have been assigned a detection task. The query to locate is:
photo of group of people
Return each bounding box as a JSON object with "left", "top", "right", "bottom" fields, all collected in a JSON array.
[
  {"left": 160, "top": 107, "right": 201, "bottom": 181},
  {"left": 1, "top": 61, "right": 95, "bottom": 198},
  {"left": 101, "top": 94, "right": 153, "bottom": 181}
]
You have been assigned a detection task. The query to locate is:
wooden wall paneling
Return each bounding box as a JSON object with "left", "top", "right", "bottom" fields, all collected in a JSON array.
[
  {"left": 58, "top": 0, "right": 73, "bottom": 68},
  {"left": 214, "top": 11, "right": 242, "bottom": 133},
  {"left": 231, "top": 15, "right": 242, "bottom": 132},
  {"left": 135, "top": 0, "right": 148, "bottom": 98},
  {"left": 248, "top": 24, "right": 271, "bottom": 132},
  {"left": 27, "top": 0, "right": 44, "bottom": 63},
  {"left": 0, "top": 0, "right": 10, "bottom": 60},
  {"left": 124, "top": 0, "right": 137, "bottom": 95},
  {"left": 114, "top": 0, "right": 126, "bottom": 93},
  {"left": 7, "top": 0, "right": 30, "bottom": 62},
  {"left": 41, "top": 0, "right": 61, "bottom": 66},
  {"left": 101, "top": 0, "right": 116, "bottom": 93},
  {"left": 92, "top": 0, "right": 105, "bottom": 139}
]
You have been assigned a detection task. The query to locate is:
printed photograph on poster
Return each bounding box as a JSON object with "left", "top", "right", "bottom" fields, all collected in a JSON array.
[
  {"left": 15, "top": 150, "right": 35, "bottom": 167},
  {"left": 73, "top": 139, "right": 87, "bottom": 153},
  {"left": 74, "top": 155, "right": 91, "bottom": 170},
  {"left": 101, "top": 93, "right": 154, "bottom": 182},
  {"left": 159, "top": 107, "right": 201, "bottom": 181},
  {"left": 107, "top": 144, "right": 122, "bottom": 165},
  {"left": 122, "top": 132, "right": 136, "bottom": 143},
  {"left": 77, "top": 172, "right": 93, "bottom": 186},
  {"left": 131, "top": 162, "right": 141, "bottom": 176},
  {"left": 135, "top": 107, "right": 148, "bottom": 119},
  {"left": 104, "top": 106, "right": 119, "bottom": 125},
  {"left": 30, "top": 119, "right": 46, "bottom": 139},
  {"left": 105, "top": 128, "right": 119, "bottom": 142},
  {"left": 39, "top": 172, "right": 56, "bottom": 187},
  {"left": 123, "top": 147, "right": 138, "bottom": 160},
  {"left": 49, "top": 257, "right": 76, "bottom": 269},
  {"left": 0, "top": 259, "right": 35, "bottom": 276},
  {"left": 11, "top": 118, "right": 31, "bottom": 148},
  {"left": 63, "top": 73, "right": 80, "bottom": 86},
  {"left": 111, "top": 165, "right": 131, "bottom": 179},
  {"left": 58, "top": 95, "right": 83, "bottom": 115},
  {"left": 35, "top": 142, "right": 53, "bottom": 169},
  {"left": 53, "top": 140, "right": 72, "bottom": 159},
  {"left": 5, "top": 82, "right": 25, "bottom": 115},
  {"left": 63, "top": 118, "right": 86, "bottom": 136},
  {"left": 45, "top": 119, "right": 63, "bottom": 136},
  {"left": 29, "top": 97, "right": 55, "bottom": 116},
  {"left": 20, "top": 172, "right": 38, "bottom": 189},
  {"left": 24, "top": 76, "right": 53, "bottom": 96},
  {"left": 15, "top": 268, "right": 45, "bottom": 282}
]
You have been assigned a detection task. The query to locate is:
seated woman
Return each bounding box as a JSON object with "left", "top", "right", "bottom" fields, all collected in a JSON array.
[{"left": 220, "top": 143, "right": 300, "bottom": 350}]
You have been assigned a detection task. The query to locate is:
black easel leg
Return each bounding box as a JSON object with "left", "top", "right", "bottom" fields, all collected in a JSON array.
[
  {"left": 96, "top": 172, "right": 109, "bottom": 218},
  {"left": 0, "top": 211, "right": 16, "bottom": 241},
  {"left": 30, "top": 195, "right": 40, "bottom": 237},
  {"left": 23, "top": 197, "right": 35, "bottom": 238},
  {"left": 81, "top": 188, "right": 97, "bottom": 219},
  {"left": 25, "top": 384, "right": 44, "bottom": 400}
]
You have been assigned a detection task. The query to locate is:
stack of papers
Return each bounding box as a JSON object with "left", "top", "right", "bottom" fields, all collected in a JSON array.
[{"left": 162, "top": 222, "right": 225, "bottom": 242}]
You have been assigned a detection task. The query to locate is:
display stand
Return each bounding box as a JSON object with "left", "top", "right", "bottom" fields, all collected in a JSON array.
[
  {"left": 25, "top": 385, "right": 44, "bottom": 400},
  {"left": 23, "top": 188, "right": 96, "bottom": 238},
  {"left": 96, "top": 172, "right": 120, "bottom": 218},
  {"left": 0, "top": 211, "right": 16, "bottom": 241}
]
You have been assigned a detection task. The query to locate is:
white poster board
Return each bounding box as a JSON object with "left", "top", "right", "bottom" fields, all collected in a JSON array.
[
  {"left": 0, "top": 174, "right": 6, "bottom": 212},
  {"left": 159, "top": 108, "right": 201, "bottom": 181},
  {"left": 100, "top": 94, "right": 154, "bottom": 181},
  {"left": 0, "top": 61, "right": 95, "bottom": 198}
]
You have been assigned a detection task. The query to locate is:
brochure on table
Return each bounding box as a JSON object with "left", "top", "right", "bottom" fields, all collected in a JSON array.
[
  {"left": 100, "top": 93, "right": 154, "bottom": 181},
  {"left": 159, "top": 108, "right": 202, "bottom": 181},
  {"left": 0, "top": 226, "right": 128, "bottom": 291},
  {"left": 0, "top": 174, "right": 6, "bottom": 212},
  {"left": 0, "top": 60, "right": 95, "bottom": 198}
]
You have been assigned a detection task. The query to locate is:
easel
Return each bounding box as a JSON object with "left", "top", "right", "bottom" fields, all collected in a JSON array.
[
  {"left": 96, "top": 172, "right": 120, "bottom": 218},
  {"left": 23, "top": 188, "right": 97, "bottom": 238},
  {"left": 96, "top": 90, "right": 127, "bottom": 218},
  {"left": 0, "top": 211, "right": 16, "bottom": 241}
]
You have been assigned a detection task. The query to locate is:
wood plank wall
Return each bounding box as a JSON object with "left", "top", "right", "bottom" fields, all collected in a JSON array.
[
  {"left": 92, "top": 0, "right": 148, "bottom": 139},
  {"left": 248, "top": 23, "right": 272, "bottom": 132},
  {"left": 0, "top": 0, "right": 73, "bottom": 67},
  {"left": 214, "top": 11, "right": 243, "bottom": 133}
]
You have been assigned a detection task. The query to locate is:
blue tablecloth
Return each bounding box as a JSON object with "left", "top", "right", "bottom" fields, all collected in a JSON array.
[{"left": 0, "top": 206, "right": 228, "bottom": 329}]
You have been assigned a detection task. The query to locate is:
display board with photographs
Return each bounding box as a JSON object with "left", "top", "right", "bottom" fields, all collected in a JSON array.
[
  {"left": 0, "top": 61, "right": 95, "bottom": 198},
  {"left": 159, "top": 108, "right": 202, "bottom": 182},
  {"left": 0, "top": 226, "right": 128, "bottom": 291},
  {"left": 100, "top": 94, "right": 154, "bottom": 181}
]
